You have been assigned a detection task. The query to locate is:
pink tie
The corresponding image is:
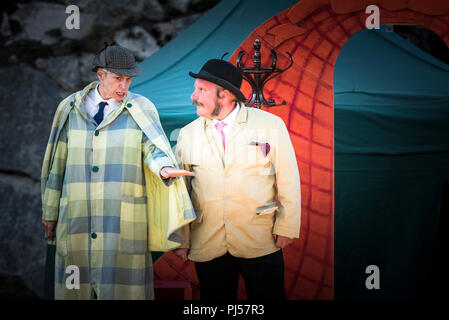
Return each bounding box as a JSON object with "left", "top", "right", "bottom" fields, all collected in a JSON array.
[{"left": 215, "top": 121, "right": 227, "bottom": 149}]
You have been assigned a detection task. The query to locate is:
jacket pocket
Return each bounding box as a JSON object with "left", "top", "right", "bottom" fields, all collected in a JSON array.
[
  {"left": 56, "top": 238, "right": 68, "bottom": 257},
  {"left": 56, "top": 197, "right": 68, "bottom": 257},
  {"left": 119, "top": 195, "right": 148, "bottom": 254},
  {"left": 256, "top": 204, "right": 278, "bottom": 216},
  {"left": 246, "top": 145, "right": 273, "bottom": 176}
]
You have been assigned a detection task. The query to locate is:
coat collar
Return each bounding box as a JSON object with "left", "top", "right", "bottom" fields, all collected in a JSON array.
[
  {"left": 74, "top": 81, "right": 132, "bottom": 108},
  {"left": 202, "top": 102, "right": 248, "bottom": 129},
  {"left": 72, "top": 81, "right": 131, "bottom": 129},
  {"left": 236, "top": 102, "right": 248, "bottom": 124}
]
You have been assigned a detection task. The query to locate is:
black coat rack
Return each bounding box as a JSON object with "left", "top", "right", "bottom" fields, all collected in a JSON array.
[{"left": 236, "top": 39, "right": 293, "bottom": 109}]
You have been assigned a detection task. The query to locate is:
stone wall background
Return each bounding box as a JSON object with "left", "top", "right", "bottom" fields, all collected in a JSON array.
[{"left": 0, "top": 0, "right": 218, "bottom": 299}]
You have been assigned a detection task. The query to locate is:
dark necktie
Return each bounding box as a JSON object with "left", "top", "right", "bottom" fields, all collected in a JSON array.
[{"left": 94, "top": 101, "right": 108, "bottom": 125}]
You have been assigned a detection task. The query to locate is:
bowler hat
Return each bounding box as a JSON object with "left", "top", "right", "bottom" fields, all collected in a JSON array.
[
  {"left": 189, "top": 59, "right": 246, "bottom": 101},
  {"left": 92, "top": 42, "right": 141, "bottom": 77}
]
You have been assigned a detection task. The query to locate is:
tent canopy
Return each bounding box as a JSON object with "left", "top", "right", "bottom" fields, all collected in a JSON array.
[{"left": 334, "top": 26, "right": 449, "bottom": 155}]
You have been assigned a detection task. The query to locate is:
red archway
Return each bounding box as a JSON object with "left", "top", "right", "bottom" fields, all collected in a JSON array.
[{"left": 154, "top": 0, "right": 449, "bottom": 300}]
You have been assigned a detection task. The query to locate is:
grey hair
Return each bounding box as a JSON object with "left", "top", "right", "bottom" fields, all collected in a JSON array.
[
  {"left": 216, "top": 86, "right": 239, "bottom": 105},
  {"left": 99, "top": 68, "right": 109, "bottom": 76}
]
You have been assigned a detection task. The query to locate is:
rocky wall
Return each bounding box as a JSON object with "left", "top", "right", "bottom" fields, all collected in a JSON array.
[{"left": 0, "top": 0, "right": 218, "bottom": 299}]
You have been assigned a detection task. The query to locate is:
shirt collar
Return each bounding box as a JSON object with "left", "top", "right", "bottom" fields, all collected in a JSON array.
[
  {"left": 213, "top": 104, "right": 240, "bottom": 127},
  {"left": 94, "top": 84, "right": 119, "bottom": 108}
]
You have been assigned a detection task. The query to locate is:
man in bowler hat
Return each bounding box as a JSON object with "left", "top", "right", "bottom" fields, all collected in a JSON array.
[
  {"left": 174, "top": 58, "right": 301, "bottom": 300},
  {"left": 41, "top": 43, "right": 194, "bottom": 299}
]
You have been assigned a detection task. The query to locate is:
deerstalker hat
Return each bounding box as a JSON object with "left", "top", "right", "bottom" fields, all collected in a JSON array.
[{"left": 92, "top": 42, "right": 141, "bottom": 77}]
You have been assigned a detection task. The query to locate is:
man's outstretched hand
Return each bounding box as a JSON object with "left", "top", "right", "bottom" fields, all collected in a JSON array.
[{"left": 160, "top": 167, "right": 194, "bottom": 179}]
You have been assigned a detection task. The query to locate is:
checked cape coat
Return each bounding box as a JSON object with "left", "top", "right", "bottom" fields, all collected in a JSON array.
[{"left": 41, "top": 81, "right": 195, "bottom": 299}]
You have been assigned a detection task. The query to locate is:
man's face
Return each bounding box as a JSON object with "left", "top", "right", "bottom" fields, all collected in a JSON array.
[
  {"left": 191, "top": 78, "right": 223, "bottom": 119},
  {"left": 97, "top": 69, "right": 132, "bottom": 101}
]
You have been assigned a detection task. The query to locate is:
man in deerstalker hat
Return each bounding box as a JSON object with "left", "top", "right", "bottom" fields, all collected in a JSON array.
[
  {"left": 174, "top": 58, "right": 301, "bottom": 300},
  {"left": 41, "top": 43, "right": 195, "bottom": 300}
]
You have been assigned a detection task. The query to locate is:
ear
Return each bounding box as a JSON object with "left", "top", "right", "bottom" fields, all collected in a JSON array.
[
  {"left": 223, "top": 90, "right": 237, "bottom": 102},
  {"left": 97, "top": 69, "right": 104, "bottom": 81},
  {"left": 219, "top": 89, "right": 229, "bottom": 99}
]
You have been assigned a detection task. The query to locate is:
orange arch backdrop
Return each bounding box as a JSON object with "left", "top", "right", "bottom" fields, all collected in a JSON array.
[{"left": 154, "top": 0, "right": 449, "bottom": 300}]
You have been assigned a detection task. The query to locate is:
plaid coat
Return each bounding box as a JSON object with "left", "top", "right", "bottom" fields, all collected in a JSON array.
[{"left": 41, "top": 81, "right": 195, "bottom": 299}]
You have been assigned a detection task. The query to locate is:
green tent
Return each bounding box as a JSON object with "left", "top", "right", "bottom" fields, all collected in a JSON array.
[{"left": 334, "top": 26, "right": 449, "bottom": 299}]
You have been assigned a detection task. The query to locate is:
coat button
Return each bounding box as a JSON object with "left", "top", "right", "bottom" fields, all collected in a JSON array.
[
  {"left": 70, "top": 101, "right": 74, "bottom": 106},
  {"left": 92, "top": 166, "right": 99, "bottom": 172},
  {"left": 91, "top": 233, "right": 97, "bottom": 239},
  {"left": 94, "top": 130, "right": 99, "bottom": 136},
  {"left": 127, "top": 103, "right": 132, "bottom": 108}
]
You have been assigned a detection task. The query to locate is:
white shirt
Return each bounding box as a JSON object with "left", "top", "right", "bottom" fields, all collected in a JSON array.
[
  {"left": 84, "top": 84, "right": 120, "bottom": 122},
  {"left": 213, "top": 104, "right": 240, "bottom": 141}
]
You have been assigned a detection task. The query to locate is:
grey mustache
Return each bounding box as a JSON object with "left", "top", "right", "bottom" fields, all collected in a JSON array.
[{"left": 192, "top": 100, "right": 203, "bottom": 106}]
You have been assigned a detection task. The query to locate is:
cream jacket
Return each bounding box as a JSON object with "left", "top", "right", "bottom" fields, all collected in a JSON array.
[{"left": 176, "top": 104, "right": 301, "bottom": 262}]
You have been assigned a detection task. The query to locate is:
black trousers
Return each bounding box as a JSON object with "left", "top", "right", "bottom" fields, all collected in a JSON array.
[{"left": 194, "top": 250, "right": 286, "bottom": 300}]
